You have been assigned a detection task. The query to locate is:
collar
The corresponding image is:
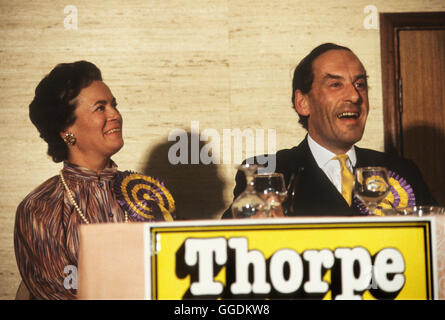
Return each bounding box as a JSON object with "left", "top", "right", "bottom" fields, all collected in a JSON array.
[
  {"left": 307, "top": 134, "right": 357, "bottom": 169},
  {"left": 62, "top": 160, "right": 118, "bottom": 181}
]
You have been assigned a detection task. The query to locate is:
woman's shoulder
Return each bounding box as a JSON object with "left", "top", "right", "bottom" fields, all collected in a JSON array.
[{"left": 16, "top": 174, "right": 63, "bottom": 215}]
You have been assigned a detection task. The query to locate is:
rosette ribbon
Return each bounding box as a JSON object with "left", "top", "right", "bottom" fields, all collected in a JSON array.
[
  {"left": 354, "top": 170, "right": 416, "bottom": 216},
  {"left": 114, "top": 171, "right": 175, "bottom": 222}
]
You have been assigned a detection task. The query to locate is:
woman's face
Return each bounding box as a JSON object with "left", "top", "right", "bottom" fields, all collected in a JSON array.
[{"left": 65, "top": 80, "right": 124, "bottom": 162}]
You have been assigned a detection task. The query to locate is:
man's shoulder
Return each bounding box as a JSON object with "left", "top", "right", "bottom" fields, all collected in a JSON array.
[
  {"left": 355, "top": 146, "right": 419, "bottom": 177},
  {"left": 256, "top": 139, "right": 307, "bottom": 161},
  {"left": 245, "top": 141, "right": 307, "bottom": 174},
  {"left": 356, "top": 146, "right": 413, "bottom": 165}
]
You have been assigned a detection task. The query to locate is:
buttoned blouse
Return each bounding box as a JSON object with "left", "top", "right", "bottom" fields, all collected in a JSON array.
[{"left": 14, "top": 161, "right": 132, "bottom": 299}]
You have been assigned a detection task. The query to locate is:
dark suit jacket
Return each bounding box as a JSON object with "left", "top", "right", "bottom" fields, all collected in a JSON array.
[{"left": 222, "top": 137, "right": 437, "bottom": 218}]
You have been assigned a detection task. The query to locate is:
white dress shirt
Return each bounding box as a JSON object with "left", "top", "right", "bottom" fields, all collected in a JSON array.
[{"left": 307, "top": 134, "right": 357, "bottom": 194}]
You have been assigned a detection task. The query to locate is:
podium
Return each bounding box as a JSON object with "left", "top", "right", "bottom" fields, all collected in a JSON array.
[{"left": 78, "top": 216, "right": 445, "bottom": 300}]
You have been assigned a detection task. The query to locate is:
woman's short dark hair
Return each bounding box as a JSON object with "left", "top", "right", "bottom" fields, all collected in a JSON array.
[
  {"left": 29, "top": 61, "right": 102, "bottom": 162},
  {"left": 291, "top": 43, "right": 352, "bottom": 129}
]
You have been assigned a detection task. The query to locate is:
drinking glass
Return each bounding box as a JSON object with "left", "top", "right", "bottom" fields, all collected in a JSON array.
[
  {"left": 231, "top": 164, "right": 269, "bottom": 219},
  {"left": 399, "top": 206, "right": 445, "bottom": 216},
  {"left": 354, "top": 167, "right": 390, "bottom": 215},
  {"left": 254, "top": 173, "right": 287, "bottom": 217}
]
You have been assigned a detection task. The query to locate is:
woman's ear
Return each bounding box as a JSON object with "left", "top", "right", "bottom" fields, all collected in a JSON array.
[
  {"left": 59, "top": 128, "right": 72, "bottom": 140},
  {"left": 59, "top": 131, "right": 67, "bottom": 141},
  {"left": 294, "top": 90, "right": 310, "bottom": 117},
  {"left": 60, "top": 123, "right": 74, "bottom": 140}
]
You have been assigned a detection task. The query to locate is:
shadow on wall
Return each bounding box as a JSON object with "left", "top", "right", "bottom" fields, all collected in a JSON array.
[
  {"left": 403, "top": 124, "right": 445, "bottom": 206},
  {"left": 142, "top": 131, "right": 226, "bottom": 220}
]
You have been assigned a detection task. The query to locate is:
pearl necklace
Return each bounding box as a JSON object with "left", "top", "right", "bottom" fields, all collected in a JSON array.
[{"left": 60, "top": 170, "right": 128, "bottom": 224}]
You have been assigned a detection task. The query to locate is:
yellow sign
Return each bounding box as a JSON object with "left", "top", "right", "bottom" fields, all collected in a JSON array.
[{"left": 149, "top": 218, "right": 436, "bottom": 300}]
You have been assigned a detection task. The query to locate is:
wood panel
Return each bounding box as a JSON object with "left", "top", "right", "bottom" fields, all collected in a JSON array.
[
  {"left": 399, "top": 29, "right": 445, "bottom": 205},
  {"left": 380, "top": 12, "right": 445, "bottom": 154}
]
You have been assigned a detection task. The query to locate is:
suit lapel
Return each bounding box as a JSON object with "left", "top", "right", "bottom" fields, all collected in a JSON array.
[
  {"left": 354, "top": 146, "right": 381, "bottom": 168},
  {"left": 286, "top": 137, "right": 358, "bottom": 216}
]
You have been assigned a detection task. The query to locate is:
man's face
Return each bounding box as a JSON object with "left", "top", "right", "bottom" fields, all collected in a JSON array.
[{"left": 301, "top": 49, "right": 369, "bottom": 154}]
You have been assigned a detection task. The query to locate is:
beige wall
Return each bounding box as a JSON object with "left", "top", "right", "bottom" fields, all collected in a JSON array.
[{"left": 1, "top": 0, "right": 444, "bottom": 299}]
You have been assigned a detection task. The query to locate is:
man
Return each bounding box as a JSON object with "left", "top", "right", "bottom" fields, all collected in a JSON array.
[{"left": 222, "top": 43, "right": 436, "bottom": 218}]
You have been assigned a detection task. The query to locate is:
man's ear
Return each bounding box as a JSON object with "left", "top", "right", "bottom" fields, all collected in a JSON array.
[{"left": 294, "top": 90, "right": 310, "bottom": 117}]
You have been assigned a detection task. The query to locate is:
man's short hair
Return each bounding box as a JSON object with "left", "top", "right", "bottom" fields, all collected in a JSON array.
[{"left": 292, "top": 43, "right": 352, "bottom": 129}]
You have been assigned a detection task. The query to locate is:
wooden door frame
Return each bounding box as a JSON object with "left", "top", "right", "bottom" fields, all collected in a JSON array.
[{"left": 379, "top": 11, "right": 445, "bottom": 155}]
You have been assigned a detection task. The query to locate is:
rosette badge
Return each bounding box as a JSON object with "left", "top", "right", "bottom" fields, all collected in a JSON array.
[
  {"left": 114, "top": 171, "right": 175, "bottom": 222},
  {"left": 354, "top": 170, "right": 416, "bottom": 216}
]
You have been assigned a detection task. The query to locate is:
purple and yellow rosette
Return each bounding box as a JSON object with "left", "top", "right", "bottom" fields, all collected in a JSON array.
[
  {"left": 355, "top": 170, "right": 416, "bottom": 216},
  {"left": 114, "top": 171, "right": 175, "bottom": 222}
]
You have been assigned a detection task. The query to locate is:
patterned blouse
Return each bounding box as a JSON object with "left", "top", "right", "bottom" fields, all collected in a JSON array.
[{"left": 14, "top": 161, "right": 134, "bottom": 300}]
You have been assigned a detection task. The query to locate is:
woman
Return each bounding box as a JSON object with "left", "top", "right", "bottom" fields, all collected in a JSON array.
[{"left": 14, "top": 61, "right": 175, "bottom": 299}]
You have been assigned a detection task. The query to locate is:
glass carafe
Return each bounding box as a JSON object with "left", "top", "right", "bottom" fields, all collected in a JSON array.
[{"left": 231, "top": 164, "right": 269, "bottom": 219}]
